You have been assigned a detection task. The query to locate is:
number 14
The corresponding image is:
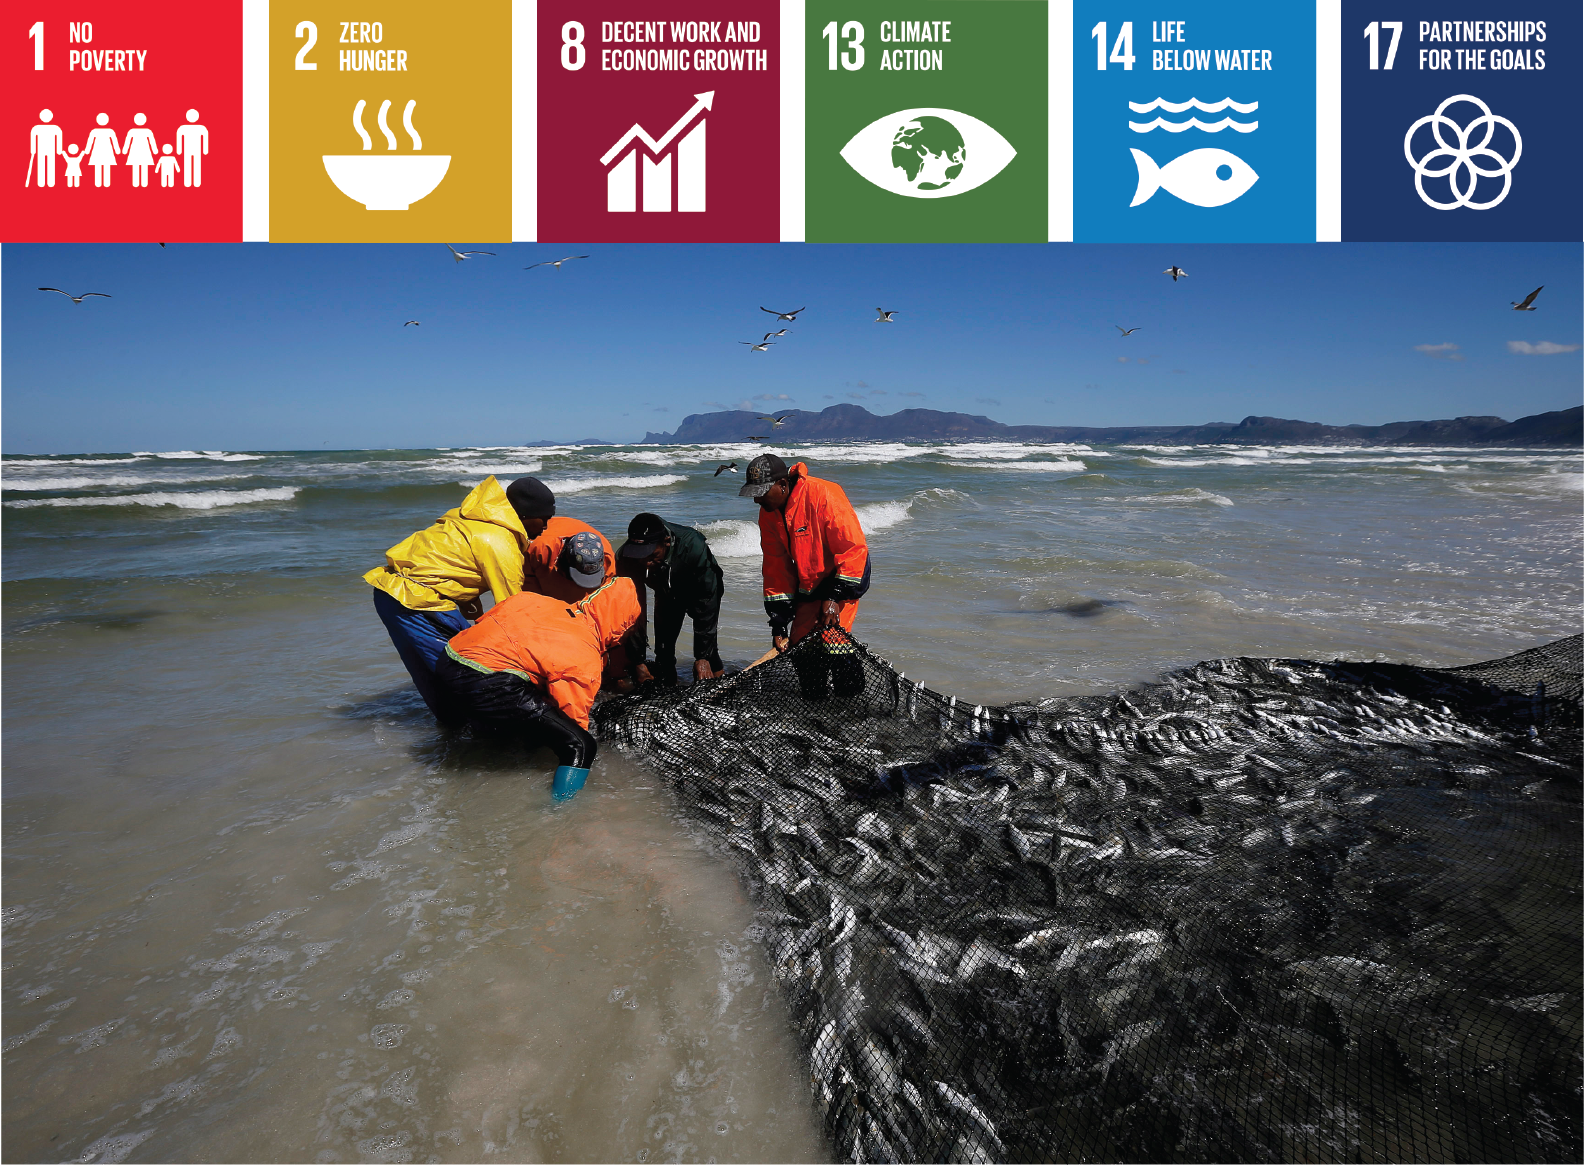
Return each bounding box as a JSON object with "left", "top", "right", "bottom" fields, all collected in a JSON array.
[{"left": 1090, "top": 22, "right": 1134, "bottom": 70}]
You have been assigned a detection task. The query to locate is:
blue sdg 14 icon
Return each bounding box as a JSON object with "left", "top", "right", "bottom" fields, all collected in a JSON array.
[{"left": 1073, "top": 2, "right": 1317, "bottom": 242}]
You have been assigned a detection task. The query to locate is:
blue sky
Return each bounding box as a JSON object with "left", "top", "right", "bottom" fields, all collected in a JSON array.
[{"left": 2, "top": 241, "right": 1578, "bottom": 452}]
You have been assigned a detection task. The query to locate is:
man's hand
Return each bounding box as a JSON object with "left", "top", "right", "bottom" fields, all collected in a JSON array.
[
  {"left": 820, "top": 599, "right": 842, "bottom": 629},
  {"left": 772, "top": 635, "right": 790, "bottom": 654},
  {"left": 693, "top": 659, "right": 721, "bottom": 682},
  {"left": 458, "top": 597, "right": 485, "bottom": 621},
  {"left": 634, "top": 663, "right": 655, "bottom": 684}
]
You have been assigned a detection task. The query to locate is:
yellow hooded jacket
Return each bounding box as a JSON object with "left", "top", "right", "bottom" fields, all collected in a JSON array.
[{"left": 363, "top": 476, "right": 529, "bottom": 612}]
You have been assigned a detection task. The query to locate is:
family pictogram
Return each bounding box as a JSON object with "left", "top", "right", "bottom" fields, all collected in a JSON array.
[{"left": 26, "top": 109, "right": 210, "bottom": 190}]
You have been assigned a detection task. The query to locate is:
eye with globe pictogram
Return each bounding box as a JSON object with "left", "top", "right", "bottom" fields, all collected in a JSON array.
[{"left": 840, "top": 108, "right": 1017, "bottom": 199}]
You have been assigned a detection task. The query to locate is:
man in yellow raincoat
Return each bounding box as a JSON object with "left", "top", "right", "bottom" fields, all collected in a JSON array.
[{"left": 364, "top": 475, "right": 556, "bottom": 726}]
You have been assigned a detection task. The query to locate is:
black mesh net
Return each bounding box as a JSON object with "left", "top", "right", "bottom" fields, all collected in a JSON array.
[{"left": 594, "top": 633, "right": 1583, "bottom": 1164}]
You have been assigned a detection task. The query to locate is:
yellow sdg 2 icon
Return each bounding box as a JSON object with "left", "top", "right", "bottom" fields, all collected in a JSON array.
[{"left": 269, "top": 1, "right": 510, "bottom": 242}]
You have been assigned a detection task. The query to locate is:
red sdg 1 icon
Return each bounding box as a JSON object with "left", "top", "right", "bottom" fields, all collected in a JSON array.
[
  {"left": 1, "top": 0, "right": 241, "bottom": 242},
  {"left": 538, "top": 1, "right": 780, "bottom": 242}
]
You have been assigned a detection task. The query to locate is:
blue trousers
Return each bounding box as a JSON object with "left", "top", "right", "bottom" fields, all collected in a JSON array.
[{"left": 372, "top": 588, "right": 470, "bottom": 726}]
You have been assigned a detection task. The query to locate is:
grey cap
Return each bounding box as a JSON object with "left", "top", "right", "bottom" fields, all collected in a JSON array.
[
  {"left": 560, "top": 531, "right": 606, "bottom": 588},
  {"left": 737, "top": 453, "right": 789, "bottom": 498}
]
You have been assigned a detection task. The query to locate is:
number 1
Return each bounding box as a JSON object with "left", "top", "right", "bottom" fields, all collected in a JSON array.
[{"left": 29, "top": 21, "right": 43, "bottom": 70}]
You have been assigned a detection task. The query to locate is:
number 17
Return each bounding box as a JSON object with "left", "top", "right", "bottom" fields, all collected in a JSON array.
[{"left": 1364, "top": 21, "right": 1402, "bottom": 70}]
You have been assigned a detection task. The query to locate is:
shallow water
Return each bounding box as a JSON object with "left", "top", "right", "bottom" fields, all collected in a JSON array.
[{"left": 3, "top": 441, "right": 1579, "bottom": 1162}]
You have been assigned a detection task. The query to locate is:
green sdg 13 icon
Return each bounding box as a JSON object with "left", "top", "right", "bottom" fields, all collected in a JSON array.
[{"left": 804, "top": 1, "right": 1047, "bottom": 242}]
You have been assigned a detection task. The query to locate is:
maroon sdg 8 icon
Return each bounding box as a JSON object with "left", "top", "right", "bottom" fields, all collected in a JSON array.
[{"left": 537, "top": 0, "right": 780, "bottom": 242}]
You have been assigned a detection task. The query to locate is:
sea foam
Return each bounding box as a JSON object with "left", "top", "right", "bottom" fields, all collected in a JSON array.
[{"left": 6, "top": 487, "right": 299, "bottom": 510}]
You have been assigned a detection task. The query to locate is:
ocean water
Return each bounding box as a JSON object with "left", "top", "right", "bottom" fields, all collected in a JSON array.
[{"left": 3, "top": 440, "right": 1579, "bottom": 1163}]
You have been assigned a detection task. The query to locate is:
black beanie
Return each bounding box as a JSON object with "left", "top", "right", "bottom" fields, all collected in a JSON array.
[{"left": 505, "top": 476, "right": 555, "bottom": 521}]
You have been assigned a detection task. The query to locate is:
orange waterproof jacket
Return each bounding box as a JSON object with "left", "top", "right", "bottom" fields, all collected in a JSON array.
[
  {"left": 445, "top": 576, "right": 641, "bottom": 728},
  {"left": 363, "top": 476, "right": 528, "bottom": 611},
  {"left": 757, "top": 463, "right": 870, "bottom": 630},
  {"left": 523, "top": 516, "right": 617, "bottom": 603}
]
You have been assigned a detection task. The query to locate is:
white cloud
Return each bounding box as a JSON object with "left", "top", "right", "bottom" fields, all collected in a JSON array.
[
  {"left": 898, "top": 391, "right": 925, "bottom": 398},
  {"left": 975, "top": 397, "right": 1001, "bottom": 406},
  {"left": 1414, "top": 342, "right": 1465, "bottom": 361},
  {"left": 753, "top": 392, "right": 795, "bottom": 401},
  {"left": 1507, "top": 340, "right": 1582, "bottom": 356}
]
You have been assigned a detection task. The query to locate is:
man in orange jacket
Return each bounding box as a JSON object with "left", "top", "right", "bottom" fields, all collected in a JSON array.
[
  {"left": 523, "top": 515, "right": 617, "bottom": 602},
  {"left": 739, "top": 454, "right": 871, "bottom": 698},
  {"left": 434, "top": 533, "right": 642, "bottom": 800}
]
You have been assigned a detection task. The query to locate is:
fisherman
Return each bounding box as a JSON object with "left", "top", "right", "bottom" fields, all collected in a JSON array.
[
  {"left": 616, "top": 512, "right": 725, "bottom": 685},
  {"left": 434, "top": 537, "right": 642, "bottom": 800},
  {"left": 739, "top": 453, "right": 870, "bottom": 698},
  {"left": 364, "top": 475, "right": 554, "bottom": 726},
  {"left": 523, "top": 508, "right": 617, "bottom": 602}
]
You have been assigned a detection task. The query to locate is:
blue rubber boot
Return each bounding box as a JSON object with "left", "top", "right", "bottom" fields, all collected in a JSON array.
[{"left": 552, "top": 765, "right": 589, "bottom": 801}]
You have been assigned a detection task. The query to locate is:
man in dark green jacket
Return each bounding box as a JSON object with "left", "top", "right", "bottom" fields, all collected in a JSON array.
[{"left": 616, "top": 512, "right": 725, "bottom": 684}]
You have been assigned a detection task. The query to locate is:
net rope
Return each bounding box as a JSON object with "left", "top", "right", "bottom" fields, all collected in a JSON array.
[{"left": 594, "top": 633, "right": 1582, "bottom": 1164}]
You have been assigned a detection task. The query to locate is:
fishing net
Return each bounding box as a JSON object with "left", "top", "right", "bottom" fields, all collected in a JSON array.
[{"left": 593, "top": 633, "right": 1582, "bottom": 1164}]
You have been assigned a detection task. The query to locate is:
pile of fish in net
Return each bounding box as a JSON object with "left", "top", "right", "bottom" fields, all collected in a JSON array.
[{"left": 593, "top": 633, "right": 1582, "bottom": 1164}]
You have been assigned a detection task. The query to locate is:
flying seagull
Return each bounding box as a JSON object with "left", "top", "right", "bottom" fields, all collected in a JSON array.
[
  {"left": 38, "top": 287, "right": 111, "bottom": 304},
  {"left": 740, "top": 340, "right": 775, "bottom": 352},
  {"left": 525, "top": 255, "right": 590, "bottom": 271},
  {"left": 713, "top": 462, "right": 739, "bottom": 476},
  {"left": 760, "top": 413, "right": 793, "bottom": 427},
  {"left": 1162, "top": 265, "right": 1188, "bottom": 282},
  {"left": 404, "top": 320, "right": 421, "bottom": 327},
  {"left": 761, "top": 306, "right": 806, "bottom": 321},
  {"left": 446, "top": 244, "right": 496, "bottom": 262},
  {"left": 1510, "top": 286, "right": 1543, "bottom": 311},
  {"left": 875, "top": 309, "right": 898, "bottom": 322},
  {"left": 763, "top": 329, "right": 789, "bottom": 339},
  {"left": 1116, "top": 326, "right": 1141, "bottom": 336}
]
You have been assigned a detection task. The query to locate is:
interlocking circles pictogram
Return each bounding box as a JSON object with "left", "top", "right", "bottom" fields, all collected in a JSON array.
[{"left": 1403, "top": 94, "right": 1522, "bottom": 211}]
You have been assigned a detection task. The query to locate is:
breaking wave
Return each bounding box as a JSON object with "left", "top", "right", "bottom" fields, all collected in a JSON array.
[
  {"left": 947, "top": 459, "right": 1089, "bottom": 473},
  {"left": 1130, "top": 487, "right": 1234, "bottom": 506},
  {"left": 6, "top": 487, "right": 300, "bottom": 510},
  {"left": 539, "top": 474, "right": 687, "bottom": 494},
  {"left": 131, "top": 450, "right": 266, "bottom": 461},
  {"left": 696, "top": 519, "right": 761, "bottom": 558}
]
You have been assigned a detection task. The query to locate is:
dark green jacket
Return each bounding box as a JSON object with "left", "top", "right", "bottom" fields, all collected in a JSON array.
[{"left": 617, "top": 521, "right": 724, "bottom": 665}]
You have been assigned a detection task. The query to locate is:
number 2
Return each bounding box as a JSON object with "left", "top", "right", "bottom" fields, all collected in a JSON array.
[{"left": 295, "top": 21, "right": 318, "bottom": 70}]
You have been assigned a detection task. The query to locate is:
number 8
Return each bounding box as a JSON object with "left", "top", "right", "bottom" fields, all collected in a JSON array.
[{"left": 561, "top": 21, "right": 585, "bottom": 71}]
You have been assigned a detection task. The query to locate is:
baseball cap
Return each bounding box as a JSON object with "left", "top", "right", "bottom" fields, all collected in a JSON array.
[
  {"left": 737, "top": 453, "right": 789, "bottom": 498},
  {"left": 620, "top": 512, "right": 671, "bottom": 559},
  {"left": 560, "top": 531, "right": 606, "bottom": 588}
]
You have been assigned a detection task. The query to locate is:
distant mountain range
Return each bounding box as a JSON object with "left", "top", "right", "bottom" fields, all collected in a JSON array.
[{"left": 643, "top": 403, "right": 1582, "bottom": 448}]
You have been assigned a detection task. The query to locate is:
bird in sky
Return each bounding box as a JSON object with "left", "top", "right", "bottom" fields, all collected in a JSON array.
[
  {"left": 875, "top": 309, "right": 898, "bottom": 322},
  {"left": 38, "top": 287, "right": 111, "bottom": 304},
  {"left": 1116, "top": 326, "right": 1141, "bottom": 336},
  {"left": 1162, "top": 265, "right": 1188, "bottom": 281},
  {"left": 1510, "top": 286, "right": 1543, "bottom": 311},
  {"left": 760, "top": 413, "right": 793, "bottom": 427},
  {"left": 763, "top": 328, "right": 790, "bottom": 339},
  {"left": 446, "top": 244, "right": 495, "bottom": 262},
  {"left": 740, "top": 340, "right": 775, "bottom": 352},
  {"left": 525, "top": 255, "right": 590, "bottom": 271},
  {"left": 404, "top": 320, "right": 421, "bottom": 327},
  {"left": 761, "top": 306, "right": 806, "bottom": 321},
  {"left": 713, "top": 462, "right": 739, "bottom": 476}
]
